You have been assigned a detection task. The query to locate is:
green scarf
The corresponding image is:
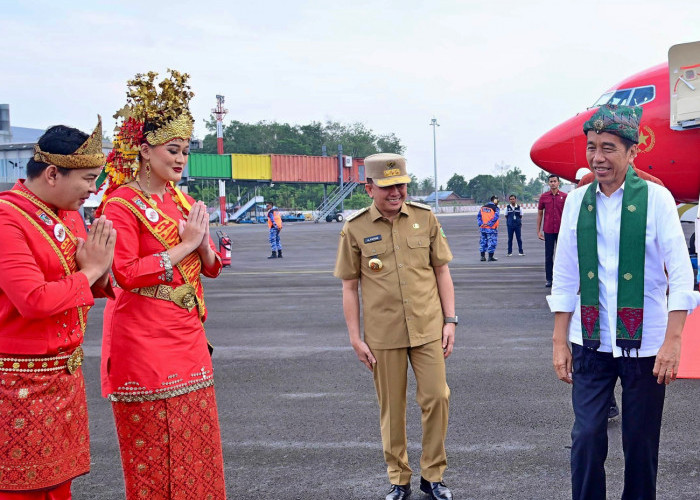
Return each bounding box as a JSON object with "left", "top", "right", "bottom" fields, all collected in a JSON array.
[{"left": 577, "top": 166, "right": 648, "bottom": 353}]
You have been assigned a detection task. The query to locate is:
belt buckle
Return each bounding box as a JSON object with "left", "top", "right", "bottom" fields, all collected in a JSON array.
[
  {"left": 171, "top": 284, "right": 197, "bottom": 312},
  {"left": 67, "top": 346, "right": 84, "bottom": 375}
]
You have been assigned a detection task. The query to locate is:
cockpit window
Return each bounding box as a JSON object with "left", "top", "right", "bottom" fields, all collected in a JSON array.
[
  {"left": 609, "top": 89, "right": 632, "bottom": 106},
  {"left": 629, "top": 86, "right": 655, "bottom": 106},
  {"left": 591, "top": 86, "right": 656, "bottom": 108},
  {"left": 592, "top": 92, "right": 614, "bottom": 107}
]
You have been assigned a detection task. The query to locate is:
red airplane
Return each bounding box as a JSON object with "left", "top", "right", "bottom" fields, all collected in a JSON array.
[{"left": 530, "top": 63, "right": 700, "bottom": 203}]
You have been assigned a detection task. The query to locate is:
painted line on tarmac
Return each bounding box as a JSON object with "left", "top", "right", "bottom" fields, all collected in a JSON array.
[
  {"left": 227, "top": 269, "right": 333, "bottom": 276},
  {"left": 227, "top": 265, "right": 541, "bottom": 276},
  {"left": 232, "top": 440, "right": 535, "bottom": 453},
  {"left": 450, "top": 265, "right": 541, "bottom": 271}
]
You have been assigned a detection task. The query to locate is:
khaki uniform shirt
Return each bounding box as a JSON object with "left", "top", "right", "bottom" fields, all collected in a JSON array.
[{"left": 334, "top": 201, "right": 453, "bottom": 349}]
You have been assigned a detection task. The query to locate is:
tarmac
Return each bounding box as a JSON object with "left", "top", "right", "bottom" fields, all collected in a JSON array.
[{"left": 76, "top": 214, "right": 700, "bottom": 499}]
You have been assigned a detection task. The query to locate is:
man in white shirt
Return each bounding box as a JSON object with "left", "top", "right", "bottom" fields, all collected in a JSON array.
[{"left": 547, "top": 103, "right": 698, "bottom": 500}]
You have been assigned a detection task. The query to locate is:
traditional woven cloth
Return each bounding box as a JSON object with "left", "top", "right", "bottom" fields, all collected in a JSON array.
[
  {"left": 577, "top": 166, "right": 648, "bottom": 352},
  {"left": 112, "top": 386, "right": 226, "bottom": 500},
  {"left": 583, "top": 104, "right": 643, "bottom": 143},
  {"left": 0, "top": 368, "right": 89, "bottom": 491}
]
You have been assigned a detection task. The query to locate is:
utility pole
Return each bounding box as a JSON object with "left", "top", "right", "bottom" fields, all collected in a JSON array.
[
  {"left": 430, "top": 117, "right": 440, "bottom": 210},
  {"left": 212, "top": 95, "right": 228, "bottom": 155}
]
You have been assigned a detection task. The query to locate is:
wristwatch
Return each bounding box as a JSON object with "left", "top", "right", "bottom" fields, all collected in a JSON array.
[{"left": 444, "top": 316, "right": 459, "bottom": 325}]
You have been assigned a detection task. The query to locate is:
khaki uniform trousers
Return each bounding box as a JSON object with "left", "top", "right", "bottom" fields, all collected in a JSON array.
[{"left": 372, "top": 339, "right": 450, "bottom": 485}]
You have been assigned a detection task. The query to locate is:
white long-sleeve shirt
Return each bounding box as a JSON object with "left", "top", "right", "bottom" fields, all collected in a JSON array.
[{"left": 547, "top": 180, "right": 699, "bottom": 357}]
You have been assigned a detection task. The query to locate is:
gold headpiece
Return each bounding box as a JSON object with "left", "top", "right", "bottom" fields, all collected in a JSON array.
[
  {"left": 33, "top": 116, "right": 105, "bottom": 169},
  {"left": 104, "top": 69, "right": 194, "bottom": 189}
]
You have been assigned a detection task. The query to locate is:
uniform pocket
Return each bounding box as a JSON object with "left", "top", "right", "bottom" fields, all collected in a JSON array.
[
  {"left": 406, "top": 235, "right": 430, "bottom": 268},
  {"left": 359, "top": 243, "right": 391, "bottom": 275}
]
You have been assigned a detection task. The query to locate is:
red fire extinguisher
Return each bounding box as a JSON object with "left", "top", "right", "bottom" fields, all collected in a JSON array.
[{"left": 216, "top": 230, "right": 232, "bottom": 267}]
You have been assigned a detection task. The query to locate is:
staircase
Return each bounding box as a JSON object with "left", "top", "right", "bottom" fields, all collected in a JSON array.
[
  {"left": 231, "top": 195, "right": 264, "bottom": 222},
  {"left": 313, "top": 182, "right": 359, "bottom": 222}
]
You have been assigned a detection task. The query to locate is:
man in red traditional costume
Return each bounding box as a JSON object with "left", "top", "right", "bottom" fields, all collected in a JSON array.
[
  {"left": 98, "top": 70, "right": 226, "bottom": 500},
  {"left": 0, "top": 119, "right": 116, "bottom": 500}
]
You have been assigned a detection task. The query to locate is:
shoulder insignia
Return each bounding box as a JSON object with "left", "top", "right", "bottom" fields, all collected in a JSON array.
[
  {"left": 406, "top": 201, "right": 432, "bottom": 210},
  {"left": 346, "top": 206, "right": 370, "bottom": 221}
]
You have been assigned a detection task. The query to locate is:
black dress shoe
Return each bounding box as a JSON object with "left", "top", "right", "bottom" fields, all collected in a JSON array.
[
  {"left": 545, "top": 281, "right": 552, "bottom": 288},
  {"left": 420, "top": 477, "right": 452, "bottom": 500},
  {"left": 386, "top": 483, "right": 411, "bottom": 500}
]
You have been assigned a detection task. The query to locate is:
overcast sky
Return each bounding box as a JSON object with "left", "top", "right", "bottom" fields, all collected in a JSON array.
[{"left": 4, "top": 0, "right": 700, "bottom": 186}]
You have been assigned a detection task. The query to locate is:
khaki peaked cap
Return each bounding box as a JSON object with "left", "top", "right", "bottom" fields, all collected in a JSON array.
[{"left": 365, "top": 153, "right": 412, "bottom": 187}]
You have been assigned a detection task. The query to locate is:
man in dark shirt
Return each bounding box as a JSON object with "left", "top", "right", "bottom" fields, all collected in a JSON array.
[
  {"left": 505, "top": 194, "right": 524, "bottom": 256},
  {"left": 537, "top": 175, "right": 567, "bottom": 287}
]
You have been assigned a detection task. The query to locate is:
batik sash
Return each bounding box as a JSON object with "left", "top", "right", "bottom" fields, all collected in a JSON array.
[{"left": 577, "top": 165, "right": 647, "bottom": 353}]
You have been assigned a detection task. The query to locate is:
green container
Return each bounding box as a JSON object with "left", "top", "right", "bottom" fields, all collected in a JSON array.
[{"left": 187, "top": 154, "right": 232, "bottom": 178}]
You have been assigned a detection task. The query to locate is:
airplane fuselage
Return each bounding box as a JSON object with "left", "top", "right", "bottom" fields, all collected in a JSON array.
[{"left": 530, "top": 64, "right": 700, "bottom": 203}]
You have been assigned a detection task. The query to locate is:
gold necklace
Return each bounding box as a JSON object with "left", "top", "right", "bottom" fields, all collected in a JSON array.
[{"left": 135, "top": 180, "right": 159, "bottom": 208}]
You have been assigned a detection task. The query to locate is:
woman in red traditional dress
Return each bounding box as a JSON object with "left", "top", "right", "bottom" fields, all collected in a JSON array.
[{"left": 98, "top": 70, "right": 226, "bottom": 500}]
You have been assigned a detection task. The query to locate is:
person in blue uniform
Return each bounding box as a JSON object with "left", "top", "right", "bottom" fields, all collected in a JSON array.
[
  {"left": 505, "top": 194, "right": 524, "bottom": 256},
  {"left": 477, "top": 196, "right": 499, "bottom": 261}
]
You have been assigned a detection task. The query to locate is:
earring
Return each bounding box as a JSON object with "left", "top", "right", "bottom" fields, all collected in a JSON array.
[{"left": 145, "top": 161, "right": 151, "bottom": 190}]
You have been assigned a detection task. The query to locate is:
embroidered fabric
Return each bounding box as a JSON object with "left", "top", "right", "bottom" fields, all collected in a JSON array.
[{"left": 156, "top": 251, "right": 173, "bottom": 282}]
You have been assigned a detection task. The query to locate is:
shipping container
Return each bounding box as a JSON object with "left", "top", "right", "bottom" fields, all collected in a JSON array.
[
  {"left": 187, "top": 154, "right": 232, "bottom": 178},
  {"left": 232, "top": 154, "right": 271, "bottom": 181},
  {"left": 345, "top": 156, "right": 366, "bottom": 184},
  {"left": 270, "top": 154, "right": 338, "bottom": 184}
]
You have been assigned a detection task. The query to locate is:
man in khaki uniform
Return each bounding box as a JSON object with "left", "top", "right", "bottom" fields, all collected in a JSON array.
[{"left": 334, "top": 153, "right": 456, "bottom": 500}]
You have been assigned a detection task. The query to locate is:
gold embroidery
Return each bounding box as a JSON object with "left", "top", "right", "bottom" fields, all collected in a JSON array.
[
  {"left": 627, "top": 205, "right": 636, "bottom": 212},
  {"left": 587, "top": 271, "right": 595, "bottom": 279},
  {"left": 624, "top": 273, "right": 633, "bottom": 280},
  {"left": 383, "top": 168, "right": 401, "bottom": 177}
]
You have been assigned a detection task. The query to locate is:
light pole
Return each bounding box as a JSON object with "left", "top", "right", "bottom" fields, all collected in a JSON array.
[{"left": 430, "top": 117, "right": 440, "bottom": 210}]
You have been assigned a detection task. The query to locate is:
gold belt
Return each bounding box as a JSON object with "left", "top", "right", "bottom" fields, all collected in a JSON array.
[
  {"left": 0, "top": 346, "right": 84, "bottom": 375},
  {"left": 131, "top": 283, "right": 198, "bottom": 311}
]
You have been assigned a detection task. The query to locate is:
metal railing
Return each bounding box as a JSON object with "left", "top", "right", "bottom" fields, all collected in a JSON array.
[{"left": 313, "top": 181, "right": 359, "bottom": 222}]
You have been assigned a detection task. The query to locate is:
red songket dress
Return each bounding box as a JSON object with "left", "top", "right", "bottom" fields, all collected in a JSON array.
[
  {"left": 0, "top": 181, "right": 112, "bottom": 494},
  {"left": 101, "top": 185, "right": 226, "bottom": 500}
]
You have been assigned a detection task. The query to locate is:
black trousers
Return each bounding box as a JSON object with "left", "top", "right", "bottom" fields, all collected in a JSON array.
[
  {"left": 507, "top": 224, "right": 523, "bottom": 254},
  {"left": 544, "top": 232, "right": 559, "bottom": 281},
  {"left": 570, "top": 344, "right": 666, "bottom": 500}
]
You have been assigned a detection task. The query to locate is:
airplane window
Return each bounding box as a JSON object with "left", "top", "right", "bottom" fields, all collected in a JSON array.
[
  {"left": 592, "top": 92, "right": 613, "bottom": 107},
  {"left": 629, "top": 86, "right": 655, "bottom": 106},
  {"left": 609, "top": 89, "right": 632, "bottom": 106}
]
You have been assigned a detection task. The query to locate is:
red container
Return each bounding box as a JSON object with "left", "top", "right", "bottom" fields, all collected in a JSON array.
[
  {"left": 345, "top": 157, "right": 366, "bottom": 184},
  {"left": 270, "top": 155, "right": 338, "bottom": 183}
]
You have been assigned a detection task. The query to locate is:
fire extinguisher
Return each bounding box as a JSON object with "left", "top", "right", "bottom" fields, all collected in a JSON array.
[{"left": 216, "top": 230, "right": 232, "bottom": 267}]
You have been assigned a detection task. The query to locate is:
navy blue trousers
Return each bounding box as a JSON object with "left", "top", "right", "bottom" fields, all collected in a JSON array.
[
  {"left": 571, "top": 344, "right": 666, "bottom": 500},
  {"left": 507, "top": 224, "right": 523, "bottom": 254},
  {"left": 544, "top": 232, "right": 558, "bottom": 281}
]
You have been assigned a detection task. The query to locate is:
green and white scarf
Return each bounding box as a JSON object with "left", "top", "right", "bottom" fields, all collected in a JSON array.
[{"left": 577, "top": 166, "right": 648, "bottom": 353}]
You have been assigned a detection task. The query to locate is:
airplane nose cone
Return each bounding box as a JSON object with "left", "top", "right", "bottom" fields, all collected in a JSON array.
[{"left": 530, "top": 132, "right": 576, "bottom": 174}]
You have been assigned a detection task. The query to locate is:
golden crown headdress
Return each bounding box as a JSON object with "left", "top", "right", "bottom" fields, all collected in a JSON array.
[
  {"left": 104, "top": 69, "right": 194, "bottom": 188},
  {"left": 33, "top": 116, "right": 105, "bottom": 169}
]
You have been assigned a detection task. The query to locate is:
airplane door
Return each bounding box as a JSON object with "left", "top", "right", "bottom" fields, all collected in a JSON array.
[{"left": 669, "top": 41, "right": 700, "bottom": 130}]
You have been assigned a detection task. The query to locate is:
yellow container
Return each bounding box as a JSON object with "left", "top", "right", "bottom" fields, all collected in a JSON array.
[{"left": 232, "top": 154, "right": 271, "bottom": 181}]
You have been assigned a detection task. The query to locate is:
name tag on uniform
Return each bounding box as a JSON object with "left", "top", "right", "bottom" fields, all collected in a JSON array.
[{"left": 364, "top": 235, "right": 382, "bottom": 244}]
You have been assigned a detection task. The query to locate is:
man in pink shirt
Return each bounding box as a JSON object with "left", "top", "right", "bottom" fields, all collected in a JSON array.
[{"left": 537, "top": 174, "right": 567, "bottom": 287}]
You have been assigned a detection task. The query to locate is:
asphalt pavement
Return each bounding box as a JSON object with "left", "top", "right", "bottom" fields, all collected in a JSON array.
[{"left": 76, "top": 214, "right": 700, "bottom": 499}]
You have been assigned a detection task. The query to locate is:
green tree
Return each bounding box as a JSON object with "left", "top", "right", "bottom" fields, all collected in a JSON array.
[
  {"left": 418, "top": 177, "right": 435, "bottom": 196},
  {"left": 198, "top": 118, "right": 405, "bottom": 158},
  {"left": 406, "top": 173, "right": 419, "bottom": 196},
  {"left": 467, "top": 174, "right": 500, "bottom": 204},
  {"left": 446, "top": 174, "right": 469, "bottom": 197}
]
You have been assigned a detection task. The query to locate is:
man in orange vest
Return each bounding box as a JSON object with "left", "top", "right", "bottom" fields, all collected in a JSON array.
[
  {"left": 266, "top": 201, "right": 283, "bottom": 259},
  {"left": 478, "top": 196, "right": 500, "bottom": 261}
]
